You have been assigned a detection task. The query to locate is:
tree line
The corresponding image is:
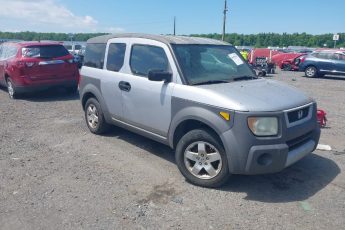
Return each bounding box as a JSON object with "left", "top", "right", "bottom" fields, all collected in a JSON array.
[
  {"left": 191, "top": 32, "right": 345, "bottom": 48},
  {"left": 1, "top": 31, "right": 344, "bottom": 48}
]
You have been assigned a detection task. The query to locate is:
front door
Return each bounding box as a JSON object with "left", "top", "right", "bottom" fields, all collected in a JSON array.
[{"left": 119, "top": 39, "right": 177, "bottom": 137}]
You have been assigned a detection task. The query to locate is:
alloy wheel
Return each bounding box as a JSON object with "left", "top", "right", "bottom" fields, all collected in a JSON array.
[
  {"left": 184, "top": 141, "right": 222, "bottom": 180},
  {"left": 7, "top": 80, "right": 14, "bottom": 99},
  {"left": 306, "top": 67, "right": 316, "bottom": 77},
  {"left": 86, "top": 104, "right": 99, "bottom": 129}
]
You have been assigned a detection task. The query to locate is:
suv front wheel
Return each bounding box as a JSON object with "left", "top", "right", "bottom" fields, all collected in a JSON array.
[
  {"left": 175, "top": 129, "right": 230, "bottom": 188},
  {"left": 84, "top": 98, "right": 109, "bottom": 134}
]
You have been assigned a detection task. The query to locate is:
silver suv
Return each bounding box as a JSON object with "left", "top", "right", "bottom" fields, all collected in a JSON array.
[{"left": 79, "top": 34, "right": 320, "bottom": 187}]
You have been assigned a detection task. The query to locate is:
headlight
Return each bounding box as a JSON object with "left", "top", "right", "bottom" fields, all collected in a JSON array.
[{"left": 247, "top": 117, "right": 278, "bottom": 136}]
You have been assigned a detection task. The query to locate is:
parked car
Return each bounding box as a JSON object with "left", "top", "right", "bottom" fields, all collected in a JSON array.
[
  {"left": 79, "top": 34, "right": 320, "bottom": 188},
  {"left": 272, "top": 53, "right": 306, "bottom": 71},
  {"left": 299, "top": 50, "right": 345, "bottom": 78},
  {"left": 0, "top": 41, "right": 79, "bottom": 99},
  {"left": 248, "top": 48, "right": 280, "bottom": 75}
]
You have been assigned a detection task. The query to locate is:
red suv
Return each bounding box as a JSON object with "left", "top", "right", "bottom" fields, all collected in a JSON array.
[{"left": 0, "top": 41, "right": 79, "bottom": 99}]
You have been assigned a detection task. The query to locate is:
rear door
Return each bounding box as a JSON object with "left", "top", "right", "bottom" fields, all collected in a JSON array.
[
  {"left": 316, "top": 52, "right": 334, "bottom": 73},
  {"left": 0, "top": 44, "right": 5, "bottom": 85},
  {"left": 332, "top": 53, "right": 345, "bottom": 74},
  {"left": 100, "top": 39, "right": 128, "bottom": 119}
]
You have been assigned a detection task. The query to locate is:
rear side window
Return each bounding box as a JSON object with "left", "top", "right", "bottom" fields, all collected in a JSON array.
[
  {"left": 0, "top": 44, "right": 18, "bottom": 60},
  {"left": 315, "top": 52, "right": 333, "bottom": 60},
  {"left": 64, "top": 45, "right": 72, "bottom": 50},
  {"left": 84, "top": 43, "right": 106, "bottom": 69},
  {"left": 0, "top": 45, "right": 3, "bottom": 59},
  {"left": 106, "top": 43, "right": 126, "bottom": 72},
  {"left": 22, "top": 45, "right": 69, "bottom": 58},
  {"left": 130, "top": 45, "right": 169, "bottom": 77}
]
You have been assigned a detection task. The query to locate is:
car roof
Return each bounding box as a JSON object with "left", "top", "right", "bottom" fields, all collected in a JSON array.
[
  {"left": 2, "top": 41, "right": 63, "bottom": 47},
  {"left": 87, "top": 33, "right": 230, "bottom": 46},
  {"left": 313, "top": 50, "right": 345, "bottom": 55}
]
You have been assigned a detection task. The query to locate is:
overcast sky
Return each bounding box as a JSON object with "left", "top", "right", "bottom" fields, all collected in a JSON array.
[{"left": 0, "top": 0, "right": 344, "bottom": 34}]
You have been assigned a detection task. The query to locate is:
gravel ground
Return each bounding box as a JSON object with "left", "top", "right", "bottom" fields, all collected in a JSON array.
[{"left": 0, "top": 70, "right": 344, "bottom": 230}]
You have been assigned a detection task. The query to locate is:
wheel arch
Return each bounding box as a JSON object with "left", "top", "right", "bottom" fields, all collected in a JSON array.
[
  {"left": 171, "top": 119, "right": 223, "bottom": 149},
  {"left": 80, "top": 84, "right": 112, "bottom": 123},
  {"left": 169, "top": 106, "right": 233, "bottom": 149}
]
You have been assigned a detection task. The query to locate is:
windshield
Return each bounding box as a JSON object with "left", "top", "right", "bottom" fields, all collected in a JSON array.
[
  {"left": 22, "top": 45, "right": 69, "bottom": 58},
  {"left": 172, "top": 44, "right": 256, "bottom": 85}
]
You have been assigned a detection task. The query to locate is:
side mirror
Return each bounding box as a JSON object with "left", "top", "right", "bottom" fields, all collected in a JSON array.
[{"left": 148, "top": 70, "right": 172, "bottom": 82}]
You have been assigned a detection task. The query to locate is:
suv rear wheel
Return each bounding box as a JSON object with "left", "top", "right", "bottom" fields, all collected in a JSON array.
[
  {"left": 175, "top": 129, "right": 230, "bottom": 188},
  {"left": 305, "top": 66, "right": 317, "bottom": 78},
  {"left": 84, "top": 98, "right": 109, "bottom": 134},
  {"left": 6, "top": 78, "right": 18, "bottom": 99}
]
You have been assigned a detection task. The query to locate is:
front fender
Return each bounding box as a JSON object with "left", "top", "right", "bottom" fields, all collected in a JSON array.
[{"left": 168, "top": 103, "right": 234, "bottom": 147}]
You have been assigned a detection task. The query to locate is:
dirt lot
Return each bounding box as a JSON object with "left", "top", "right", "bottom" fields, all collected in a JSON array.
[{"left": 0, "top": 70, "right": 344, "bottom": 230}]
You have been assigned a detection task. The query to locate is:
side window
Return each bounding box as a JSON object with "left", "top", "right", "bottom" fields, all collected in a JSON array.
[
  {"left": 340, "top": 54, "right": 345, "bottom": 61},
  {"left": 7, "top": 45, "right": 18, "bottom": 58},
  {"left": 312, "top": 52, "right": 319, "bottom": 58},
  {"left": 106, "top": 43, "right": 126, "bottom": 72},
  {"left": 0, "top": 45, "right": 17, "bottom": 60},
  {"left": 334, "top": 53, "right": 345, "bottom": 61},
  {"left": 84, "top": 43, "right": 106, "bottom": 69},
  {"left": 0, "top": 45, "right": 3, "bottom": 59},
  {"left": 130, "top": 45, "right": 170, "bottom": 77},
  {"left": 317, "top": 52, "right": 332, "bottom": 60}
]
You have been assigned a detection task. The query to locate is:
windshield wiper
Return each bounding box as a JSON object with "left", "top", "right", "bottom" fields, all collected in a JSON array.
[
  {"left": 191, "top": 80, "right": 230, "bottom": 86},
  {"left": 233, "top": 76, "right": 257, "bottom": 81}
]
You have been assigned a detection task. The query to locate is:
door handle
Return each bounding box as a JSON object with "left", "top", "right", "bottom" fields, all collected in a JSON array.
[{"left": 118, "top": 81, "right": 131, "bottom": 92}]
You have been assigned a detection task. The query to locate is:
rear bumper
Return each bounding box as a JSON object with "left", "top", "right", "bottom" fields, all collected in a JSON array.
[{"left": 15, "top": 80, "right": 77, "bottom": 93}]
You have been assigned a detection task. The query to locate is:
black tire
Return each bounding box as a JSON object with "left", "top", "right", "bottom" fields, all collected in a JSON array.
[
  {"left": 66, "top": 85, "right": 78, "bottom": 94},
  {"left": 6, "top": 78, "right": 18, "bottom": 99},
  {"left": 84, "top": 98, "right": 109, "bottom": 134},
  {"left": 282, "top": 63, "right": 292, "bottom": 71},
  {"left": 305, "top": 66, "right": 317, "bottom": 78},
  {"left": 175, "top": 129, "right": 230, "bottom": 188}
]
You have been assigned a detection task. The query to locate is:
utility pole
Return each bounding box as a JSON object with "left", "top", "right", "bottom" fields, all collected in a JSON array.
[
  {"left": 222, "top": 0, "right": 228, "bottom": 41},
  {"left": 173, "top": 16, "right": 176, "bottom": 36}
]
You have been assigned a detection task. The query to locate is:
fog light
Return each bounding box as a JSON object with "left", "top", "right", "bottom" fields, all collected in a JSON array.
[{"left": 257, "top": 153, "right": 272, "bottom": 166}]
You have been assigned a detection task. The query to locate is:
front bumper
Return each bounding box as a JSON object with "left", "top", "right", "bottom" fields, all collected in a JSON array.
[{"left": 220, "top": 103, "right": 320, "bottom": 175}]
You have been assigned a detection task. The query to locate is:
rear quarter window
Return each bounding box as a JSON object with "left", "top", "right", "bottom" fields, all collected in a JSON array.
[{"left": 84, "top": 43, "right": 106, "bottom": 69}]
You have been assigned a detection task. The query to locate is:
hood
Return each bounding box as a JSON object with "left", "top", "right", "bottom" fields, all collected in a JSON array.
[{"left": 195, "top": 78, "right": 313, "bottom": 112}]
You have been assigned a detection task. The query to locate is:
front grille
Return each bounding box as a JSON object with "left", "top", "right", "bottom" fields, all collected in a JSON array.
[
  {"left": 286, "top": 131, "right": 313, "bottom": 151},
  {"left": 287, "top": 106, "right": 309, "bottom": 123}
]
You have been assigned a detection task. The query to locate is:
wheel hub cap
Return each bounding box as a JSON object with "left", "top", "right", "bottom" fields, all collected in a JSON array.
[
  {"left": 7, "top": 81, "right": 14, "bottom": 97},
  {"left": 87, "top": 104, "right": 99, "bottom": 129},
  {"left": 184, "top": 141, "right": 222, "bottom": 180}
]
